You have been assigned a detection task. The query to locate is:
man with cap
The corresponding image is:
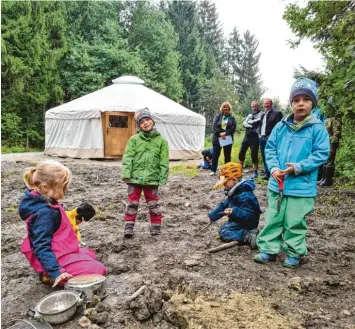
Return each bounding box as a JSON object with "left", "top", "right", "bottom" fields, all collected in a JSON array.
[
  {"left": 121, "top": 108, "right": 169, "bottom": 237},
  {"left": 254, "top": 77, "right": 329, "bottom": 268},
  {"left": 208, "top": 162, "right": 261, "bottom": 248}
]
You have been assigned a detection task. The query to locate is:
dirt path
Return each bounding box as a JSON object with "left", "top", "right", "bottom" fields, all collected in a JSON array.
[{"left": 1, "top": 156, "right": 355, "bottom": 329}]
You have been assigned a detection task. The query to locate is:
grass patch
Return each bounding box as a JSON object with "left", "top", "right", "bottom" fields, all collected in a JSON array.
[
  {"left": 1, "top": 146, "right": 43, "bottom": 154},
  {"left": 170, "top": 164, "right": 198, "bottom": 177}
]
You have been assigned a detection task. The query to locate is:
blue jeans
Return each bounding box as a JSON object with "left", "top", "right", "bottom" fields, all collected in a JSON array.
[
  {"left": 211, "top": 143, "right": 232, "bottom": 173},
  {"left": 259, "top": 136, "right": 269, "bottom": 176},
  {"left": 219, "top": 221, "right": 246, "bottom": 242}
]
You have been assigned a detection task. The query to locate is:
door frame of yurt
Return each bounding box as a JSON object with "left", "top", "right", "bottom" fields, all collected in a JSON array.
[{"left": 101, "top": 111, "right": 136, "bottom": 158}]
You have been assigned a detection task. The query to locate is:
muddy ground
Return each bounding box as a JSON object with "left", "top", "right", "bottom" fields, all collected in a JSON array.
[{"left": 1, "top": 155, "right": 355, "bottom": 329}]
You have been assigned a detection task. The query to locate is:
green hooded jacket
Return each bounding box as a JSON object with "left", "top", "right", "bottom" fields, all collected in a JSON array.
[{"left": 122, "top": 130, "right": 169, "bottom": 185}]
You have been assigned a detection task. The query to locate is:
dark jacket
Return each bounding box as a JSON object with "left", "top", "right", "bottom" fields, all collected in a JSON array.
[
  {"left": 260, "top": 108, "right": 283, "bottom": 137},
  {"left": 197, "top": 148, "right": 213, "bottom": 169},
  {"left": 208, "top": 179, "right": 261, "bottom": 230},
  {"left": 212, "top": 113, "right": 237, "bottom": 145},
  {"left": 19, "top": 190, "right": 62, "bottom": 279}
]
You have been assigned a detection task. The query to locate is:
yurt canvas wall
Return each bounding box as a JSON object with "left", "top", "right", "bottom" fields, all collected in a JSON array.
[{"left": 45, "top": 76, "right": 206, "bottom": 160}]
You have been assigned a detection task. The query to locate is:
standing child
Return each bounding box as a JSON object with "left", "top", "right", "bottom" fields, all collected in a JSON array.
[
  {"left": 254, "top": 77, "right": 330, "bottom": 268},
  {"left": 19, "top": 160, "right": 106, "bottom": 287},
  {"left": 122, "top": 108, "right": 169, "bottom": 237},
  {"left": 208, "top": 162, "right": 261, "bottom": 248}
]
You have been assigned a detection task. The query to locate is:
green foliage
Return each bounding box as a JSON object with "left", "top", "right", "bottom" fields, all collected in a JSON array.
[
  {"left": 128, "top": 2, "right": 182, "bottom": 101},
  {"left": 1, "top": 0, "right": 264, "bottom": 159},
  {"left": 284, "top": 1, "right": 355, "bottom": 181},
  {"left": 166, "top": 1, "right": 207, "bottom": 110},
  {"left": 198, "top": 68, "right": 238, "bottom": 134}
]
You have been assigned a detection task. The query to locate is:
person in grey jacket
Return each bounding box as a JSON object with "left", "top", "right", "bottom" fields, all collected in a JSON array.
[{"left": 238, "top": 101, "right": 263, "bottom": 179}]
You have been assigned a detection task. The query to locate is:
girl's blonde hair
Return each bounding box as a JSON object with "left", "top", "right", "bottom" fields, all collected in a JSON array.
[
  {"left": 23, "top": 160, "right": 72, "bottom": 199},
  {"left": 220, "top": 101, "right": 232, "bottom": 112}
]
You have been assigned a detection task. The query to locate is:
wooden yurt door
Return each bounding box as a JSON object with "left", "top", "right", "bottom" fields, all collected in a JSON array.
[{"left": 103, "top": 112, "right": 136, "bottom": 157}]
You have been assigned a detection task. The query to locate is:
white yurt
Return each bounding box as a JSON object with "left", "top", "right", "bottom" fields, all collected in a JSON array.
[{"left": 45, "top": 76, "right": 206, "bottom": 160}]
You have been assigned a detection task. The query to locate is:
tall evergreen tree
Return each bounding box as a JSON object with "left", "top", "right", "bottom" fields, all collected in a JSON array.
[
  {"left": 128, "top": 2, "right": 182, "bottom": 101},
  {"left": 166, "top": 1, "right": 206, "bottom": 110},
  {"left": 226, "top": 29, "right": 264, "bottom": 114},
  {"left": 1, "top": 1, "right": 68, "bottom": 147},
  {"left": 197, "top": 0, "right": 224, "bottom": 75},
  {"left": 61, "top": 1, "right": 145, "bottom": 100}
]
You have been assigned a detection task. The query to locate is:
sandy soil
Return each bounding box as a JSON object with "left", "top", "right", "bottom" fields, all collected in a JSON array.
[{"left": 1, "top": 155, "right": 355, "bottom": 329}]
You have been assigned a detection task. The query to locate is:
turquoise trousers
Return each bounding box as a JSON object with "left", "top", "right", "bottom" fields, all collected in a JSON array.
[{"left": 256, "top": 190, "right": 315, "bottom": 257}]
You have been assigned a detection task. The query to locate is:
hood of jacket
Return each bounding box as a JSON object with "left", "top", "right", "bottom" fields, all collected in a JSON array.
[
  {"left": 19, "top": 190, "right": 52, "bottom": 221},
  {"left": 281, "top": 113, "right": 323, "bottom": 130},
  {"left": 226, "top": 178, "right": 255, "bottom": 196}
]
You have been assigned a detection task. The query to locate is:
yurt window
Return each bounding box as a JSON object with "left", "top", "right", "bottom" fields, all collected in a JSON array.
[{"left": 109, "top": 115, "right": 128, "bottom": 128}]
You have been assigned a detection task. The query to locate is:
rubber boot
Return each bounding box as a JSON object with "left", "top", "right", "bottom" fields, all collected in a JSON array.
[{"left": 320, "top": 164, "right": 335, "bottom": 186}]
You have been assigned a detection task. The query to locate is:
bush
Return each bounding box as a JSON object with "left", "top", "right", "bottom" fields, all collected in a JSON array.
[{"left": 336, "top": 122, "right": 355, "bottom": 181}]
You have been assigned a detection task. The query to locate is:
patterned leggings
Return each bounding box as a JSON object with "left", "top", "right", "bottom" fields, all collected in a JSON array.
[{"left": 124, "top": 184, "right": 162, "bottom": 225}]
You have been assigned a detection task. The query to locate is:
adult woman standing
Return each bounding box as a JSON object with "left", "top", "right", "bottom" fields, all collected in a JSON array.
[{"left": 210, "top": 102, "right": 237, "bottom": 176}]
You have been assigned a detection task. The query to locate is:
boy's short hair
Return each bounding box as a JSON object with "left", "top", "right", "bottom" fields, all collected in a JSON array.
[
  {"left": 213, "top": 162, "right": 242, "bottom": 189},
  {"left": 290, "top": 77, "right": 318, "bottom": 107}
]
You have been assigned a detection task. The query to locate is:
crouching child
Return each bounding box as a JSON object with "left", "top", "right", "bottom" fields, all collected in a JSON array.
[
  {"left": 208, "top": 162, "right": 261, "bottom": 248},
  {"left": 197, "top": 148, "right": 213, "bottom": 170}
]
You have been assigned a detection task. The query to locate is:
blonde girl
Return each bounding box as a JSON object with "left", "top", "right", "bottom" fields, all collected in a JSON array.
[{"left": 19, "top": 160, "right": 106, "bottom": 287}]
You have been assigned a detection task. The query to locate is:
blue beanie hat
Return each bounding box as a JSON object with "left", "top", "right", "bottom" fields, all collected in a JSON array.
[
  {"left": 134, "top": 108, "right": 155, "bottom": 127},
  {"left": 290, "top": 77, "right": 318, "bottom": 107}
]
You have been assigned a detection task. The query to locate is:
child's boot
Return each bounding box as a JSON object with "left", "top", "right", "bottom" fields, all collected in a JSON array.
[
  {"left": 150, "top": 224, "right": 161, "bottom": 235},
  {"left": 124, "top": 222, "right": 134, "bottom": 238},
  {"left": 243, "top": 229, "right": 258, "bottom": 249},
  {"left": 254, "top": 253, "right": 276, "bottom": 264},
  {"left": 283, "top": 256, "right": 300, "bottom": 268}
]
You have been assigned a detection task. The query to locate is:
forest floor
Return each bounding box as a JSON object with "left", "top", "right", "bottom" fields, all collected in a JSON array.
[{"left": 1, "top": 154, "right": 355, "bottom": 329}]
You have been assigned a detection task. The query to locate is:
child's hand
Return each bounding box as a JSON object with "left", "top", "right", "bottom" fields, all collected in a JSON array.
[
  {"left": 123, "top": 178, "right": 129, "bottom": 183},
  {"left": 52, "top": 272, "right": 73, "bottom": 287},
  {"left": 271, "top": 170, "right": 284, "bottom": 183},
  {"left": 281, "top": 163, "right": 295, "bottom": 175},
  {"left": 224, "top": 208, "right": 233, "bottom": 215}
]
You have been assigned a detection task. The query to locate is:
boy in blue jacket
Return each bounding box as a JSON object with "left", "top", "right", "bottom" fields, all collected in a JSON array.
[
  {"left": 208, "top": 162, "right": 261, "bottom": 248},
  {"left": 254, "top": 78, "right": 330, "bottom": 268}
]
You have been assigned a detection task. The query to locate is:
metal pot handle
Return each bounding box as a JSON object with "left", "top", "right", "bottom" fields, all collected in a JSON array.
[
  {"left": 27, "top": 308, "right": 42, "bottom": 320},
  {"left": 76, "top": 291, "right": 86, "bottom": 306}
]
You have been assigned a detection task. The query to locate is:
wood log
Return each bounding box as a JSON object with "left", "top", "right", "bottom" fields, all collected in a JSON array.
[{"left": 207, "top": 241, "right": 239, "bottom": 253}]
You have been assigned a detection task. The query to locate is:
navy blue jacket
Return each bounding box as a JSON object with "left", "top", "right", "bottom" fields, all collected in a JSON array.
[
  {"left": 19, "top": 190, "right": 62, "bottom": 279},
  {"left": 208, "top": 179, "right": 261, "bottom": 230}
]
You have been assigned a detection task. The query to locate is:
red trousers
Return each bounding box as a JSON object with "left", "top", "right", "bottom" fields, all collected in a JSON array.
[{"left": 124, "top": 184, "right": 162, "bottom": 225}]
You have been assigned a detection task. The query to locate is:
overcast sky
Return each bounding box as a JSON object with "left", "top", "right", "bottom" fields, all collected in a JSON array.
[{"left": 214, "top": 0, "right": 325, "bottom": 105}]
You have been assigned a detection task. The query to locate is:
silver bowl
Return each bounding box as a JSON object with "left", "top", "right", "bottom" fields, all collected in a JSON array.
[{"left": 29, "top": 291, "right": 83, "bottom": 325}]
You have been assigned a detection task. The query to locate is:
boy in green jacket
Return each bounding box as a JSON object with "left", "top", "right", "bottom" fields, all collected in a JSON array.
[{"left": 122, "top": 108, "right": 169, "bottom": 237}]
